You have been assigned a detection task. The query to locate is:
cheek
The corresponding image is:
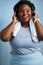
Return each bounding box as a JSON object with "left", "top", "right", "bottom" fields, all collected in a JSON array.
[
  {"left": 18, "top": 13, "right": 23, "bottom": 20},
  {"left": 18, "top": 13, "right": 23, "bottom": 21},
  {"left": 28, "top": 12, "right": 32, "bottom": 18},
  {"left": 28, "top": 11, "right": 32, "bottom": 15},
  {"left": 19, "top": 12, "right": 23, "bottom": 17}
]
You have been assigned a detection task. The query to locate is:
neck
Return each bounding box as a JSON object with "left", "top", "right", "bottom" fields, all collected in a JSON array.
[{"left": 21, "top": 22, "right": 29, "bottom": 28}]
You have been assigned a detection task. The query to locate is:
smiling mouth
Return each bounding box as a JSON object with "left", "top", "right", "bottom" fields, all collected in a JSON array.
[{"left": 23, "top": 15, "right": 29, "bottom": 19}]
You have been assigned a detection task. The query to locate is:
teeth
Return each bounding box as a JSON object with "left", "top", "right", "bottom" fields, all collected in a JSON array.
[{"left": 23, "top": 15, "right": 28, "bottom": 18}]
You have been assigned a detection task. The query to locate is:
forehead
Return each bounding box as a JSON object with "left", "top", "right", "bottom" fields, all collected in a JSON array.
[{"left": 19, "top": 4, "right": 31, "bottom": 10}]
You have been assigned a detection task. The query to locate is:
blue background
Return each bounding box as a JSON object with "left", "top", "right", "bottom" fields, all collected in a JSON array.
[{"left": 0, "top": 0, "right": 43, "bottom": 65}]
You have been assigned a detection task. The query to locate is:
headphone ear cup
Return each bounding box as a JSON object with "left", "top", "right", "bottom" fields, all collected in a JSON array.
[
  {"left": 32, "top": 12, "right": 35, "bottom": 16},
  {"left": 15, "top": 11, "right": 19, "bottom": 18}
]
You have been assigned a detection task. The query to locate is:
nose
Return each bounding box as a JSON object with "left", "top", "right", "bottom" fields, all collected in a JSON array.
[{"left": 23, "top": 10, "right": 27, "bottom": 15}]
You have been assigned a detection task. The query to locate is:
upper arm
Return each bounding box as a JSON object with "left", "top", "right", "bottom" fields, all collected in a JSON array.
[{"left": 1, "top": 32, "right": 13, "bottom": 42}]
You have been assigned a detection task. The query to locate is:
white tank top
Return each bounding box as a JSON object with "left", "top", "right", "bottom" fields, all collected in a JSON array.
[{"left": 10, "top": 26, "right": 41, "bottom": 55}]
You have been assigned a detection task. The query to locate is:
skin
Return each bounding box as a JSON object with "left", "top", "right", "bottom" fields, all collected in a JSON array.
[
  {"left": 1, "top": 4, "right": 43, "bottom": 41},
  {"left": 18, "top": 4, "right": 32, "bottom": 27}
]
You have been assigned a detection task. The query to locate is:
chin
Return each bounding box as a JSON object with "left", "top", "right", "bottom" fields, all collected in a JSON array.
[
  {"left": 23, "top": 17, "right": 31, "bottom": 22},
  {"left": 23, "top": 19, "right": 30, "bottom": 23},
  {"left": 24, "top": 21, "right": 29, "bottom": 23},
  {"left": 20, "top": 18, "right": 31, "bottom": 23}
]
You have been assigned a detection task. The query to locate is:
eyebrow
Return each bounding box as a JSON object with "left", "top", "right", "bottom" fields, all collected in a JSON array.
[{"left": 19, "top": 8, "right": 31, "bottom": 11}]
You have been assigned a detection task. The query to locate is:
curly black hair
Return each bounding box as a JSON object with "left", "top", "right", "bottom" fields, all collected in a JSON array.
[{"left": 13, "top": 0, "right": 35, "bottom": 17}]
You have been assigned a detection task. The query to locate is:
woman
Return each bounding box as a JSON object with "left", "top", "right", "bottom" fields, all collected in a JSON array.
[{"left": 1, "top": 0, "right": 43, "bottom": 65}]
